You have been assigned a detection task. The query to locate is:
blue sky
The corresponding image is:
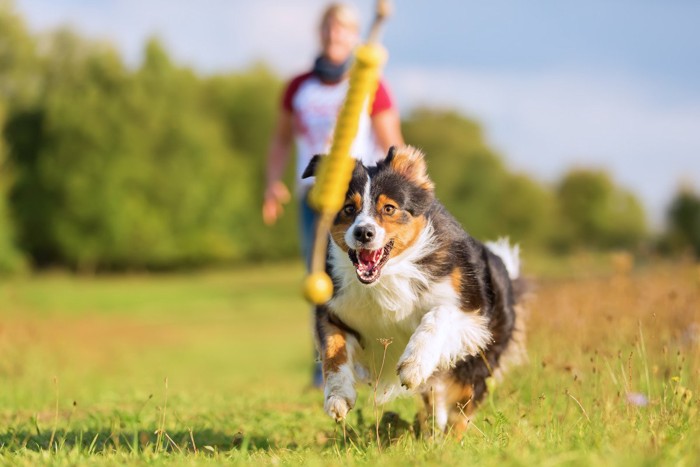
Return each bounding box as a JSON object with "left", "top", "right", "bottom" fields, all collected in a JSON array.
[{"left": 15, "top": 0, "right": 700, "bottom": 226}]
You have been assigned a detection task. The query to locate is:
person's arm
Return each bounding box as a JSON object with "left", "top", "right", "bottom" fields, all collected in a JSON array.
[
  {"left": 262, "top": 111, "right": 293, "bottom": 225},
  {"left": 371, "top": 108, "right": 404, "bottom": 152},
  {"left": 370, "top": 81, "right": 404, "bottom": 153}
]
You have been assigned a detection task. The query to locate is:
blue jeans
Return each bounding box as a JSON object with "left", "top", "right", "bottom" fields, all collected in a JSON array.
[
  {"left": 299, "top": 190, "right": 318, "bottom": 272},
  {"left": 300, "top": 190, "right": 323, "bottom": 387}
]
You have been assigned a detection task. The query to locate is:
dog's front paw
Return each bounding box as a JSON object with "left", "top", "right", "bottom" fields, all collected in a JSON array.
[
  {"left": 397, "top": 356, "right": 433, "bottom": 390},
  {"left": 324, "top": 394, "right": 353, "bottom": 421},
  {"left": 397, "top": 333, "right": 443, "bottom": 390}
]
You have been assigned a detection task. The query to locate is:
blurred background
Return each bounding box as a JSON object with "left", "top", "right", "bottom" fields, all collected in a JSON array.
[
  {"left": 0, "top": 0, "right": 699, "bottom": 274},
  {"left": 0, "top": 2, "right": 698, "bottom": 460}
]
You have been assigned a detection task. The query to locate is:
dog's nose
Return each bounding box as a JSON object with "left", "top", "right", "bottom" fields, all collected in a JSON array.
[{"left": 353, "top": 225, "right": 375, "bottom": 243}]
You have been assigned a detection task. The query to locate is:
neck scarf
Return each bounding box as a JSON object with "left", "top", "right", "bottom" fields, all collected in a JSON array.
[{"left": 312, "top": 55, "right": 351, "bottom": 83}]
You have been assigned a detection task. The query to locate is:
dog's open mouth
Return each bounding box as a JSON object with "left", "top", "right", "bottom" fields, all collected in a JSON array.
[{"left": 348, "top": 240, "right": 394, "bottom": 284}]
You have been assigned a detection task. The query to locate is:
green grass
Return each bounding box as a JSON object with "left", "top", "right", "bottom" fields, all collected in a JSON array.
[{"left": 0, "top": 261, "right": 698, "bottom": 465}]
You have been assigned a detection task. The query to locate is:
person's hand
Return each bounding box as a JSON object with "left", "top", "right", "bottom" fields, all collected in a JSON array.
[{"left": 262, "top": 181, "right": 291, "bottom": 225}]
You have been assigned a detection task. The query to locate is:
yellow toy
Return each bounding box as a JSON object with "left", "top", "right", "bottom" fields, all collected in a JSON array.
[{"left": 303, "top": 0, "right": 391, "bottom": 304}]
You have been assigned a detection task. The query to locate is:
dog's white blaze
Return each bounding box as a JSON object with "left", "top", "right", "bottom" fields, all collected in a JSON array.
[
  {"left": 344, "top": 176, "right": 386, "bottom": 251},
  {"left": 328, "top": 223, "right": 492, "bottom": 403}
]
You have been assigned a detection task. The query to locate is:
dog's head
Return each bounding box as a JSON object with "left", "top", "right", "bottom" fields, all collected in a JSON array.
[{"left": 303, "top": 146, "right": 435, "bottom": 284}]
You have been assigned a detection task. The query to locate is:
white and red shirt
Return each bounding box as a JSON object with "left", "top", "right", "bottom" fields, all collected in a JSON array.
[{"left": 282, "top": 71, "right": 395, "bottom": 192}]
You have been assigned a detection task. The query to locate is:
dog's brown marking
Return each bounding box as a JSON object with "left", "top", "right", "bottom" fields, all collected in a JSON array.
[
  {"left": 349, "top": 192, "right": 362, "bottom": 211},
  {"left": 418, "top": 375, "right": 476, "bottom": 438},
  {"left": 330, "top": 192, "right": 363, "bottom": 252},
  {"left": 389, "top": 146, "right": 434, "bottom": 192},
  {"left": 417, "top": 376, "right": 475, "bottom": 438},
  {"left": 375, "top": 194, "right": 398, "bottom": 215},
  {"left": 451, "top": 267, "right": 462, "bottom": 294},
  {"left": 330, "top": 224, "right": 350, "bottom": 252},
  {"left": 446, "top": 380, "right": 476, "bottom": 437},
  {"left": 321, "top": 323, "right": 348, "bottom": 375},
  {"left": 373, "top": 194, "right": 427, "bottom": 258},
  {"left": 329, "top": 225, "right": 349, "bottom": 252}
]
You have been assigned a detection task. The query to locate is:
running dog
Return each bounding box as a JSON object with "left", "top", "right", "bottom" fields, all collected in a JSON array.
[{"left": 302, "top": 145, "right": 526, "bottom": 434}]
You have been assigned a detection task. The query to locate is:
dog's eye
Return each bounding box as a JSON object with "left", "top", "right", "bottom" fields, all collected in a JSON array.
[
  {"left": 383, "top": 204, "right": 396, "bottom": 215},
  {"left": 343, "top": 204, "right": 356, "bottom": 216}
]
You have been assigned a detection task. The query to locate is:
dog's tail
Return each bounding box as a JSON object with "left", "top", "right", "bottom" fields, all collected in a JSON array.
[
  {"left": 486, "top": 237, "right": 529, "bottom": 375},
  {"left": 486, "top": 237, "right": 520, "bottom": 281},
  {"left": 486, "top": 237, "right": 529, "bottom": 302}
]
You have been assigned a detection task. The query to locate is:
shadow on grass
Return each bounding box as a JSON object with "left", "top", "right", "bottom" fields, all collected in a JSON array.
[
  {"left": 0, "top": 411, "right": 420, "bottom": 454},
  {"left": 322, "top": 409, "right": 423, "bottom": 450},
  {"left": 0, "top": 428, "right": 278, "bottom": 454}
]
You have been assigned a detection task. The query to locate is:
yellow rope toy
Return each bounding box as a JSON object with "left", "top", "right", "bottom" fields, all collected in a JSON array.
[{"left": 303, "top": 1, "right": 391, "bottom": 305}]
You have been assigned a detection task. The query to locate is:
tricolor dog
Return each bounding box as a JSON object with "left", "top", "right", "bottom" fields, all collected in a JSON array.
[{"left": 303, "top": 146, "right": 526, "bottom": 434}]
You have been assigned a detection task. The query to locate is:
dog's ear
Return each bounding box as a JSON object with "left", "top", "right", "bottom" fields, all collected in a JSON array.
[
  {"left": 384, "top": 146, "right": 398, "bottom": 165},
  {"left": 386, "top": 145, "right": 434, "bottom": 192},
  {"left": 301, "top": 154, "right": 324, "bottom": 179}
]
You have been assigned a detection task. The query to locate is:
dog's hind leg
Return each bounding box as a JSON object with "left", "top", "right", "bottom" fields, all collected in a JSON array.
[
  {"left": 445, "top": 378, "right": 477, "bottom": 437},
  {"left": 419, "top": 374, "right": 475, "bottom": 437},
  {"left": 420, "top": 376, "right": 449, "bottom": 435}
]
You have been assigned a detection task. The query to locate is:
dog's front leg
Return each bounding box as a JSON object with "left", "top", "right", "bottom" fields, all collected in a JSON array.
[
  {"left": 397, "top": 306, "right": 492, "bottom": 390},
  {"left": 317, "top": 310, "right": 357, "bottom": 421}
]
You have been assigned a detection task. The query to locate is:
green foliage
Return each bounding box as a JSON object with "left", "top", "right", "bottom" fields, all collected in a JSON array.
[
  {"left": 403, "top": 110, "right": 648, "bottom": 253},
  {"left": 203, "top": 65, "right": 300, "bottom": 261},
  {"left": 555, "top": 169, "right": 647, "bottom": 251},
  {"left": 1, "top": 0, "right": 298, "bottom": 269},
  {"left": 0, "top": 101, "right": 24, "bottom": 273},
  {"left": 0, "top": 2, "right": 653, "bottom": 271},
  {"left": 664, "top": 187, "right": 700, "bottom": 257},
  {"left": 0, "top": 0, "right": 40, "bottom": 107},
  {"left": 402, "top": 109, "right": 506, "bottom": 240},
  {"left": 9, "top": 35, "right": 260, "bottom": 269},
  {"left": 402, "top": 109, "right": 556, "bottom": 247}
]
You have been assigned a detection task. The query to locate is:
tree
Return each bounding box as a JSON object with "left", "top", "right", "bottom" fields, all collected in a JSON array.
[
  {"left": 555, "top": 169, "right": 647, "bottom": 251},
  {"left": 402, "top": 108, "right": 555, "bottom": 248},
  {"left": 203, "top": 65, "right": 301, "bottom": 260},
  {"left": 494, "top": 173, "right": 557, "bottom": 249},
  {"left": 665, "top": 187, "right": 700, "bottom": 257},
  {"left": 0, "top": 101, "right": 24, "bottom": 272},
  {"left": 0, "top": 0, "right": 39, "bottom": 107},
  {"left": 8, "top": 35, "right": 259, "bottom": 269}
]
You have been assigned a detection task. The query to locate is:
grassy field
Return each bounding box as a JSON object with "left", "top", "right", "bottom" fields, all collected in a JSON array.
[{"left": 0, "top": 259, "right": 698, "bottom": 465}]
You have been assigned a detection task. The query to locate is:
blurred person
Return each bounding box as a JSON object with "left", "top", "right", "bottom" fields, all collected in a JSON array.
[{"left": 263, "top": 2, "right": 403, "bottom": 388}]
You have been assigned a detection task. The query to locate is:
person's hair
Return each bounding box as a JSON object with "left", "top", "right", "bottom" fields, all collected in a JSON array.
[{"left": 320, "top": 3, "right": 360, "bottom": 32}]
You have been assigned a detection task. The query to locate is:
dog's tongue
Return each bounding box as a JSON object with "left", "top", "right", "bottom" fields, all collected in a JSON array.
[{"left": 358, "top": 249, "right": 382, "bottom": 270}]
